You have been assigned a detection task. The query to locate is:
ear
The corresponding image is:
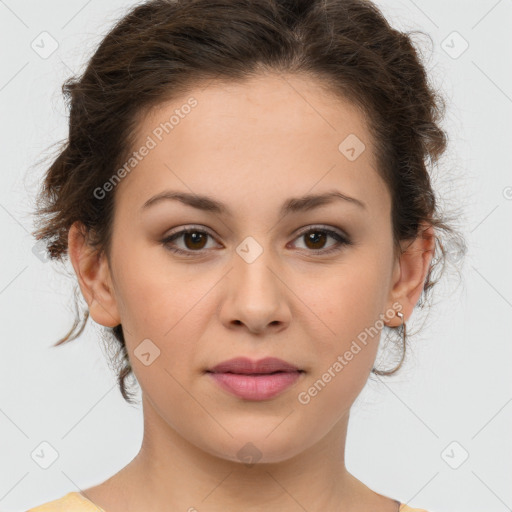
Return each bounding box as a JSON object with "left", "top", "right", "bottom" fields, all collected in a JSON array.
[
  {"left": 67, "top": 221, "right": 121, "bottom": 328},
  {"left": 386, "top": 223, "right": 435, "bottom": 327}
]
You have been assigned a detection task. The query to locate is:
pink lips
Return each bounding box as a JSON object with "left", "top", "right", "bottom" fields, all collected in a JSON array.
[{"left": 207, "top": 357, "right": 303, "bottom": 401}]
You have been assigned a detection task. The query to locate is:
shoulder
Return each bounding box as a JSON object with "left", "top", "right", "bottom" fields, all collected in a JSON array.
[
  {"left": 26, "top": 492, "right": 106, "bottom": 512},
  {"left": 399, "top": 504, "right": 432, "bottom": 512}
]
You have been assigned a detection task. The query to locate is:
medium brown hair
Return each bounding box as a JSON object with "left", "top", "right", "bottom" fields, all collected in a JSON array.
[{"left": 32, "top": 0, "right": 466, "bottom": 404}]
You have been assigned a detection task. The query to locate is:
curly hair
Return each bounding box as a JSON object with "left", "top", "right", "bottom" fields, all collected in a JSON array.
[{"left": 31, "top": 0, "right": 466, "bottom": 404}]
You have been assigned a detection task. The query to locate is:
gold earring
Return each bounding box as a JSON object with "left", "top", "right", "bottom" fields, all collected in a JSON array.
[
  {"left": 371, "top": 310, "right": 406, "bottom": 376},
  {"left": 396, "top": 311, "right": 405, "bottom": 335}
]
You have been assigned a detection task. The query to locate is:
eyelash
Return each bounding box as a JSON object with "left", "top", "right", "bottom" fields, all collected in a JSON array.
[{"left": 161, "top": 225, "right": 352, "bottom": 257}]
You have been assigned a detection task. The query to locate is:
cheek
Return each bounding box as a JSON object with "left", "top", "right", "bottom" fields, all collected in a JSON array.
[
  {"left": 304, "top": 257, "right": 389, "bottom": 342},
  {"left": 294, "top": 270, "right": 385, "bottom": 424},
  {"left": 112, "top": 253, "right": 216, "bottom": 371},
  {"left": 111, "top": 240, "right": 189, "bottom": 328}
]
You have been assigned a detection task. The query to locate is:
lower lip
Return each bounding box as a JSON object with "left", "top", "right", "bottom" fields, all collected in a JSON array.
[{"left": 207, "top": 371, "right": 302, "bottom": 400}]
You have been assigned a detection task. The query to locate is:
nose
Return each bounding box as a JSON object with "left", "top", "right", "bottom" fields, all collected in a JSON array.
[{"left": 218, "top": 244, "right": 292, "bottom": 335}]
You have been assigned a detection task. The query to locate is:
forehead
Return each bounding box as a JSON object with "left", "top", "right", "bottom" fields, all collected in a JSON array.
[
  {"left": 140, "top": 73, "right": 373, "bottom": 155},
  {"left": 115, "top": 72, "right": 389, "bottom": 218}
]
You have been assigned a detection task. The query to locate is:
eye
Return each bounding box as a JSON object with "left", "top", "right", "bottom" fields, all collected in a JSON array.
[
  {"left": 289, "top": 225, "right": 352, "bottom": 255},
  {"left": 161, "top": 225, "right": 352, "bottom": 257},
  {"left": 162, "top": 226, "right": 218, "bottom": 255}
]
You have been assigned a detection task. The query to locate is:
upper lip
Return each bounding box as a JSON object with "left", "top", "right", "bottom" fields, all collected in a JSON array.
[{"left": 208, "top": 357, "right": 302, "bottom": 374}]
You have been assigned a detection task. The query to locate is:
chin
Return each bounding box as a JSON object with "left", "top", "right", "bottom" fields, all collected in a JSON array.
[{"left": 198, "top": 428, "right": 310, "bottom": 466}]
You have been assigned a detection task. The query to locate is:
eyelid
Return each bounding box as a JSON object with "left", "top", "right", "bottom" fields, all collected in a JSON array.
[
  {"left": 164, "top": 224, "right": 348, "bottom": 240},
  {"left": 163, "top": 224, "right": 218, "bottom": 243},
  {"left": 293, "top": 223, "right": 347, "bottom": 239}
]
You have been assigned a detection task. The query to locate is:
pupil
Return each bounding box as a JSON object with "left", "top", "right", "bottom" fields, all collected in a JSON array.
[
  {"left": 186, "top": 232, "right": 206, "bottom": 249},
  {"left": 306, "top": 231, "right": 325, "bottom": 249}
]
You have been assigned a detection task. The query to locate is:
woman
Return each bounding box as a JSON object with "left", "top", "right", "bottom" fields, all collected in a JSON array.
[{"left": 28, "top": 0, "right": 464, "bottom": 510}]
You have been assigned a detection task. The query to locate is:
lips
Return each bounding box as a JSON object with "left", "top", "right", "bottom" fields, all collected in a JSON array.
[
  {"left": 206, "top": 357, "right": 304, "bottom": 401},
  {"left": 207, "top": 356, "right": 302, "bottom": 375}
]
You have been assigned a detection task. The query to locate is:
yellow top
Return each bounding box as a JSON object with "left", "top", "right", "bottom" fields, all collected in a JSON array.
[
  {"left": 26, "top": 493, "right": 106, "bottom": 511},
  {"left": 26, "top": 491, "right": 431, "bottom": 512}
]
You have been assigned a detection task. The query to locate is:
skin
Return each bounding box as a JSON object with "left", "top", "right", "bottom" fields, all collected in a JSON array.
[{"left": 68, "top": 72, "right": 435, "bottom": 512}]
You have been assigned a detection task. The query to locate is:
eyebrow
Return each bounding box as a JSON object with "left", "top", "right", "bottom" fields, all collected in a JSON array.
[{"left": 141, "top": 189, "right": 366, "bottom": 216}]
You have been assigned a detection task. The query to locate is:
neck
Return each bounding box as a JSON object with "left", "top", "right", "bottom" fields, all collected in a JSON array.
[{"left": 87, "top": 394, "right": 396, "bottom": 512}]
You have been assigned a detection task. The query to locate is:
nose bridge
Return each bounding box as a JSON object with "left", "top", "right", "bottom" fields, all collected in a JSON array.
[{"left": 233, "top": 234, "right": 280, "bottom": 296}]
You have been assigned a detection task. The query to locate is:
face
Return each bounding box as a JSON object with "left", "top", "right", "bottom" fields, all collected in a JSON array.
[{"left": 76, "top": 73, "right": 411, "bottom": 464}]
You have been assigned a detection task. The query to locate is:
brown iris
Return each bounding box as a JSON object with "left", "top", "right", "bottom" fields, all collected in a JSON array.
[
  {"left": 183, "top": 231, "right": 208, "bottom": 250},
  {"left": 303, "top": 230, "right": 327, "bottom": 250}
]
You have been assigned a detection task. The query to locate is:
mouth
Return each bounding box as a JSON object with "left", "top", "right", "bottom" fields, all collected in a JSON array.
[
  {"left": 206, "top": 356, "right": 303, "bottom": 375},
  {"left": 205, "top": 357, "right": 305, "bottom": 401},
  {"left": 206, "top": 370, "right": 305, "bottom": 377}
]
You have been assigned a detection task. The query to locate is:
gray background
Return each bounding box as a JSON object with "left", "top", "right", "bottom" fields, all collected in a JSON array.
[{"left": 0, "top": 0, "right": 511, "bottom": 511}]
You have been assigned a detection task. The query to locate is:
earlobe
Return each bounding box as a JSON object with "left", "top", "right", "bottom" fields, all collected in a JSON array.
[
  {"left": 386, "top": 223, "right": 435, "bottom": 326},
  {"left": 68, "top": 221, "right": 121, "bottom": 328}
]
